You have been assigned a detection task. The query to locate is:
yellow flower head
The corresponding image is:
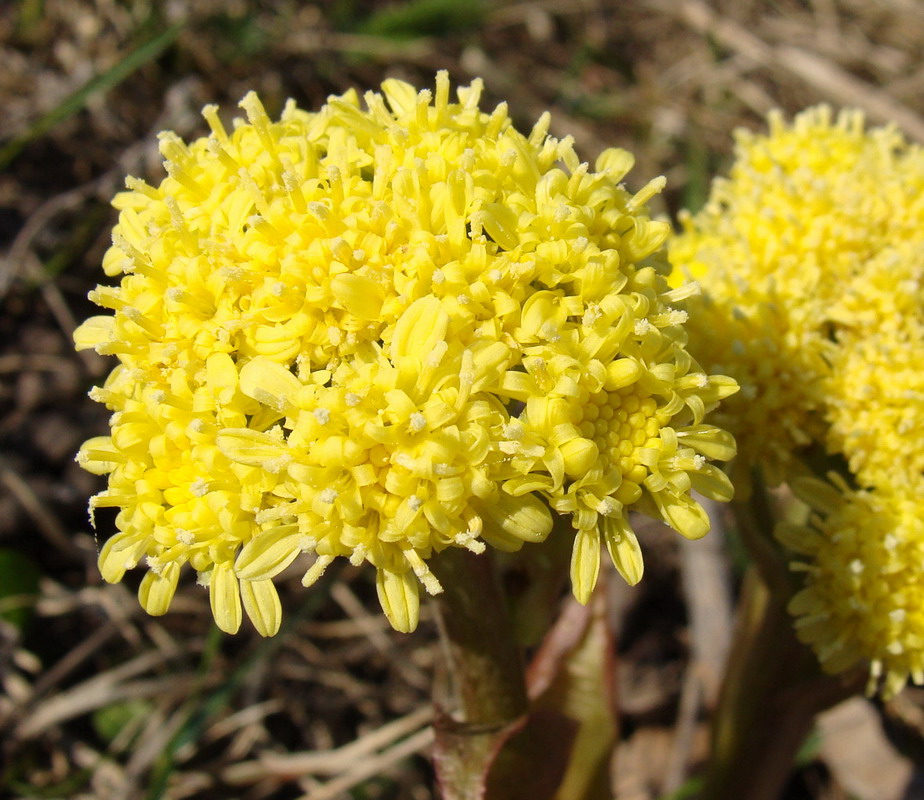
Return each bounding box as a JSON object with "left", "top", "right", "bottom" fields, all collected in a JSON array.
[
  {"left": 674, "top": 106, "right": 924, "bottom": 691},
  {"left": 671, "top": 106, "right": 924, "bottom": 485},
  {"left": 76, "top": 73, "right": 736, "bottom": 634},
  {"left": 823, "top": 247, "right": 924, "bottom": 492},
  {"left": 780, "top": 476, "right": 924, "bottom": 697}
]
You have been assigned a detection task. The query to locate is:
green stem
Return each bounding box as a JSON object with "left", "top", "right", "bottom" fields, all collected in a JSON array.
[
  {"left": 701, "top": 567, "right": 864, "bottom": 800},
  {"left": 702, "top": 481, "right": 865, "bottom": 800},
  {"left": 731, "top": 477, "right": 795, "bottom": 600},
  {"left": 428, "top": 546, "right": 529, "bottom": 799},
  {"left": 430, "top": 546, "right": 528, "bottom": 725},
  {"left": 506, "top": 511, "right": 574, "bottom": 647}
]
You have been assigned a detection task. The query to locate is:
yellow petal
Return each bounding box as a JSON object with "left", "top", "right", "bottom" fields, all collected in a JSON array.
[
  {"left": 74, "top": 316, "right": 114, "bottom": 351},
  {"left": 206, "top": 352, "right": 238, "bottom": 404},
  {"left": 560, "top": 437, "right": 599, "bottom": 477},
  {"left": 623, "top": 219, "right": 670, "bottom": 261},
  {"left": 241, "top": 578, "right": 282, "bottom": 637},
  {"left": 469, "top": 341, "right": 511, "bottom": 393},
  {"left": 477, "top": 203, "right": 520, "bottom": 252},
  {"left": 520, "top": 292, "right": 558, "bottom": 339},
  {"left": 76, "top": 436, "right": 121, "bottom": 475},
  {"left": 631, "top": 176, "right": 666, "bottom": 209},
  {"left": 235, "top": 525, "right": 303, "bottom": 580},
  {"left": 791, "top": 477, "right": 843, "bottom": 516},
  {"left": 595, "top": 148, "right": 635, "bottom": 181},
  {"left": 656, "top": 492, "right": 710, "bottom": 539},
  {"left": 330, "top": 273, "right": 385, "bottom": 320},
  {"left": 477, "top": 492, "right": 552, "bottom": 552},
  {"left": 98, "top": 534, "right": 136, "bottom": 583},
  {"left": 774, "top": 522, "right": 822, "bottom": 556},
  {"left": 788, "top": 587, "right": 819, "bottom": 617},
  {"left": 499, "top": 370, "right": 535, "bottom": 400},
  {"left": 210, "top": 562, "right": 242, "bottom": 634},
  {"left": 689, "top": 464, "right": 734, "bottom": 503},
  {"left": 604, "top": 358, "right": 642, "bottom": 391},
  {"left": 239, "top": 356, "right": 302, "bottom": 412},
  {"left": 676, "top": 427, "right": 737, "bottom": 462},
  {"left": 313, "top": 435, "right": 365, "bottom": 467},
  {"left": 706, "top": 375, "right": 739, "bottom": 401},
  {"left": 217, "top": 428, "right": 288, "bottom": 467},
  {"left": 381, "top": 78, "right": 418, "bottom": 116},
  {"left": 376, "top": 568, "right": 419, "bottom": 633},
  {"left": 391, "top": 295, "right": 449, "bottom": 362},
  {"left": 570, "top": 526, "right": 601, "bottom": 604},
  {"left": 302, "top": 554, "right": 335, "bottom": 587},
  {"left": 138, "top": 562, "right": 181, "bottom": 616},
  {"left": 602, "top": 514, "right": 643, "bottom": 585}
]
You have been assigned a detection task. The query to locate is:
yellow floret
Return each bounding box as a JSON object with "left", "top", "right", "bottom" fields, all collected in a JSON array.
[
  {"left": 77, "top": 73, "right": 736, "bottom": 633},
  {"left": 672, "top": 106, "right": 924, "bottom": 485},
  {"left": 673, "top": 105, "right": 924, "bottom": 692},
  {"left": 780, "top": 477, "right": 924, "bottom": 697}
]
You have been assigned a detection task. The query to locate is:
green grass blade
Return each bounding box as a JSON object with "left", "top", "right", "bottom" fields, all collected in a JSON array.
[
  {"left": 0, "top": 21, "right": 183, "bottom": 172},
  {"left": 658, "top": 776, "right": 704, "bottom": 800},
  {"left": 356, "top": 0, "right": 487, "bottom": 39}
]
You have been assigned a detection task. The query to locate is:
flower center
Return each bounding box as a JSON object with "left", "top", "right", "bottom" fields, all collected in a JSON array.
[{"left": 576, "top": 389, "right": 663, "bottom": 485}]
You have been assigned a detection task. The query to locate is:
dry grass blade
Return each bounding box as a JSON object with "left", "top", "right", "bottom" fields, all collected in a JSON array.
[
  {"left": 664, "top": 510, "right": 733, "bottom": 800},
  {"left": 330, "top": 582, "right": 430, "bottom": 691},
  {"left": 28, "top": 621, "right": 121, "bottom": 699},
  {"left": 12, "top": 645, "right": 188, "bottom": 738},
  {"left": 774, "top": 44, "right": 924, "bottom": 141},
  {"left": 0, "top": 455, "right": 74, "bottom": 557},
  {"left": 679, "top": 499, "right": 734, "bottom": 710},
  {"left": 1, "top": 181, "right": 96, "bottom": 296},
  {"left": 298, "top": 726, "right": 435, "bottom": 800},
  {"left": 224, "top": 704, "right": 433, "bottom": 784},
  {"left": 818, "top": 698, "right": 913, "bottom": 800},
  {"left": 120, "top": 703, "right": 199, "bottom": 790},
  {"left": 0, "top": 353, "right": 80, "bottom": 374},
  {"left": 654, "top": 0, "right": 924, "bottom": 141},
  {"left": 202, "top": 698, "right": 284, "bottom": 746},
  {"left": 16, "top": 675, "right": 183, "bottom": 740}
]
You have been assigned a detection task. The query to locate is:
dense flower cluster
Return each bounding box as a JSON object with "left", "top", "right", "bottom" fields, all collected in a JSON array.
[
  {"left": 76, "top": 73, "right": 736, "bottom": 635},
  {"left": 780, "top": 478, "right": 924, "bottom": 698},
  {"left": 671, "top": 106, "right": 924, "bottom": 693}
]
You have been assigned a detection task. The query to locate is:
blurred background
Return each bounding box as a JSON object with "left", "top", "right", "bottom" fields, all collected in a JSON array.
[{"left": 3, "top": 1, "right": 924, "bottom": 798}]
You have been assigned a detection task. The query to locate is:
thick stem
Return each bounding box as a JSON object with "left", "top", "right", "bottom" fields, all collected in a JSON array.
[
  {"left": 701, "top": 568, "right": 864, "bottom": 800},
  {"left": 731, "top": 478, "right": 797, "bottom": 600},
  {"left": 506, "top": 511, "right": 574, "bottom": 647},
  {"left": 430, "top": 546, "right": 528, "bottom": 725},
  {"left": 428, "top": 546, "right": 529, "bottom": 799},
  {"left": 702, "top": 486, "right": 865, "bottom": 800}
]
